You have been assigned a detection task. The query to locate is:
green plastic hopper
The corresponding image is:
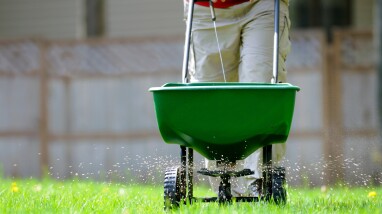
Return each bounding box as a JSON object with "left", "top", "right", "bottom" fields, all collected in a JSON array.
[{"left": 150, "top": 82, "right": 299, "bottom": 162}]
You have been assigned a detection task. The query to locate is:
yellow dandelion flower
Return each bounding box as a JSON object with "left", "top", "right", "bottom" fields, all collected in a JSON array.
[
  {"left": 11, "top": 182, "right": 19, "bottom": 193},
  {"left": 368, "top": 191, "right": 377, "bottom": 198}
]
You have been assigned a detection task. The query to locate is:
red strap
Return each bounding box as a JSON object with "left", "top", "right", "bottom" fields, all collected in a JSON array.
[{"left": 195, "top": 0, "right": 249, "bottom": 8}]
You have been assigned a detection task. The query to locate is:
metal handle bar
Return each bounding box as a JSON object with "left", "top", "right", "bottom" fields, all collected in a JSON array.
[
  {"left": 272, "top": 0, "right": 280, "bottom": 84},
  {"left": 182, "top": 0, "right": 195, "bottom": 83}
]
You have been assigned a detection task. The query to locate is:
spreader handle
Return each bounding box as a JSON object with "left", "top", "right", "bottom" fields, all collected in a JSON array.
[
  {"left": 182, "top": 0, "right": 214, "bottom": 83},
  {"left": 183, "top": 0, "right": 281, "bottom": 84},
  {"left": 181, "top": 0, "right": 194, "bottom": 83},
  {"left": 272, "top": 0, "right": 280, "bottom": 84}
]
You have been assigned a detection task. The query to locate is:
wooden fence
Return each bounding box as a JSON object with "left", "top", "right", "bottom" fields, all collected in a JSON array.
[
  {"left": 0, "top": 29, "right": 379, "bottom": 185},
  {"left": 328, "top": 30, "right": 380, "bottom": 185}
]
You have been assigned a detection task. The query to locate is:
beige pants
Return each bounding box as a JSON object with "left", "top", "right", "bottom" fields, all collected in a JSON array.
[{"left": 185, "top": 0, "right": 291, "bottom": 196}]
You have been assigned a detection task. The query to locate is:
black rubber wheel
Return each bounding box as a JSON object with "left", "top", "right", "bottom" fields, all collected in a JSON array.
[
  {"left": 164, "top": 167, "right": 183, "bottom": 209},
  {"left": 272, "top": 167, "right": 287, "bottom": 204}
]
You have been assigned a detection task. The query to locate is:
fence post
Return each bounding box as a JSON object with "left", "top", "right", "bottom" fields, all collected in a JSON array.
[
  {"left": 377, "top": 0, "right": 382, "bottom": 184},
  {"left": 39, "top": 40, "right": 49, "bottom": 177},
  {"left": 323, "top": 31, "right": 345, "bottom": 185},
  {"left": 378, "top": 0, "right": 382, "bottom": 143}
]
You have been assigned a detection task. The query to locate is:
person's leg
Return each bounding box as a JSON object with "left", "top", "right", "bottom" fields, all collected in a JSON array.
[
  {"left": 238, "top": 0, "right": 291, "bottom": 195},
  {"left": 239, "top": 0, "right": 290, "bottom": 83},
  {"left": 186, "top": 4, "right": 241, "bottom": 82}
]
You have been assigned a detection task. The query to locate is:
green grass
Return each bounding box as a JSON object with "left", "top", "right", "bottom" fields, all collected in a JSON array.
[{"left": 0, "top": 178, "right": 381, "bottom": 213}]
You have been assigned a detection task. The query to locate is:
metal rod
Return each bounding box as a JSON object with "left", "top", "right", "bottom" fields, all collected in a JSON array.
[
  {"left": 263, "top": 145, "right": 272, "bottom": 199},
  {"left": 181, "top": 0, "right": 196, "bottom": 83},
  {"left": 272, "top": 0, "right": 280, "bottom": 84},
  {"left": 180, "top": 146, "right": 187, "bottom": 199},
  {"left": 187, "top": 148, "right": 194, "bottom": 201},
  {"left": 195, "top": 196, "right": 261, "bottom": 202},
  {"left": 209, "top": 0, "right": 216, "bottom": 21}
]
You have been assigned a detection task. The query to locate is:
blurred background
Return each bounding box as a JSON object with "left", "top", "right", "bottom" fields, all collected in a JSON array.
[{"left": 0, "top": 0, "right": 381, "bottom": 187}]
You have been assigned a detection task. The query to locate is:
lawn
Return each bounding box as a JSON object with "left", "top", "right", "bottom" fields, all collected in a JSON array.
[{"left": 0, "top": 178, "right": 381, "bottom": 213}]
